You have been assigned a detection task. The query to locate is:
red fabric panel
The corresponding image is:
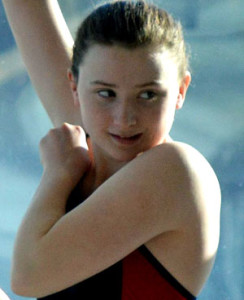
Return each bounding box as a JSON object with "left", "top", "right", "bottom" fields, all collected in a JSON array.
[{"left": 122, "top": 249, "right": 187, "bottom": 300}]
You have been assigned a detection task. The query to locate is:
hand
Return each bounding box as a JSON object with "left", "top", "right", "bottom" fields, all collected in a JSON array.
[{"left": 39, "top": 123, "right": 90, "bottom": 186}]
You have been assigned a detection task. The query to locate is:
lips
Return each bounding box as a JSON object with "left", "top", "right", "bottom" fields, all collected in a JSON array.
[{"left": 110, "top": 133, "right": 142, "bottom": 145}]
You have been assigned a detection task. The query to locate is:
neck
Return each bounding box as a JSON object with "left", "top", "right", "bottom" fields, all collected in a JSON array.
[
  {"left": 81, "top": 140, "right": 129, "bottom": 196},
  {"left": 84, "top": 134, "right": 173, "bottom": 193},
  {"left": 91, "top": 149, "right": 128, "bottom": 187}
]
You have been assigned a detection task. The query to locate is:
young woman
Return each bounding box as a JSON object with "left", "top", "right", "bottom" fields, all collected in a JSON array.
[{"left": 3, "top": 1, "right": 221, "bottom": 299}]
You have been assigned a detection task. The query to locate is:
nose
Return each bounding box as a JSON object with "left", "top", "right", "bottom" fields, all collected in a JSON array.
[{"left": 113, "top": 99, "right": 137, "bottom": 128}]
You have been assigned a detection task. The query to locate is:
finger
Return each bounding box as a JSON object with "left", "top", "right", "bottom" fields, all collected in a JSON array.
[{"left": 61, "top": 123, "right": 88, "bottom": 149}]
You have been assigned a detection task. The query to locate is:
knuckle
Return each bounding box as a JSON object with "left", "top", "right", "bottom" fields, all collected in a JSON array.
[
  {"left": 75, "top": 126, "right": 84, "bottom": 137},
  {"left": 61, "top": 123, "right": 73, "bottom": 136},
  {"left": 75, "top": 125, "right": 81, "bottom": 132},
  {"left": 39, "top": 136, "right": 47, "bottom": 148},
  {"left": 61, "top": 122, "right": 71, "bottom": 131},
  {"left": 48, "top": 128, "right": 57, "bottom": 136},
  {"left": 39, "top": 137, "right": 45, "bottom": 146}
]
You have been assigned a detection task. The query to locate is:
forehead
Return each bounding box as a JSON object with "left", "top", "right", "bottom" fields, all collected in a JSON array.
[{"left": 78, "top": 45, "right": 179, "bottom": 87}]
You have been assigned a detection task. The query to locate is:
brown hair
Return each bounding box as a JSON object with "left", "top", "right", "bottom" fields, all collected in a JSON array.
[{"left": 71, "top": 1, "right": 189, "bottom": 81}]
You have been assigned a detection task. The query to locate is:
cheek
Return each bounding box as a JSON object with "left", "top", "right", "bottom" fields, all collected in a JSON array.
[
  {"left": 80, "top": 101, "right": 109, "bottom": 134},
  {"left": 149, "top": 102, "right": 176, "bottom": 132},
  {"left": 151, "top": 103, "right": 172, "bottom": 123},
  {"left": 78, "top": 97, "right": 94, "bottom": 132}
]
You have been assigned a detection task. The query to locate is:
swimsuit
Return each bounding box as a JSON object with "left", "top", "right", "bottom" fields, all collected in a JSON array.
[{"left": 38, "top": 185, "right": 197, "bottom": 300}]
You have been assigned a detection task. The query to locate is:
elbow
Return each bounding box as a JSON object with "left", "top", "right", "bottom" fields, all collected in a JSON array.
[
  {"left": 11, "top": 245, "right": 53, "bottom": 297},
  {"left": 11, "top": 254, "right": 31, "bottom": 296},
  {"left": 11, "top": 274, "right": 44, "bottom": 298},
  {"left": 11, "top": 265, "right": 53, "bottom": 298},
  {"left": 11, "top": 266, "right": 34, "bottom": 297},
  {"left": 11, "top": 272, "right": 31, "bottom": 297},
  {"left": 11, "top": 262, "right": 43, "bottom": 297}
]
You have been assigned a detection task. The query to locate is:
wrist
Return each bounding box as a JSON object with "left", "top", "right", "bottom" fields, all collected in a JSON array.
[{"left": 41, "top": 168, "right": 76, "bottom": 196}]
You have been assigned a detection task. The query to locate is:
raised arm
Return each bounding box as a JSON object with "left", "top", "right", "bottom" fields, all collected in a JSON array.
[{"left": 3, "top": 0, "right": 81, "bottom": 127}]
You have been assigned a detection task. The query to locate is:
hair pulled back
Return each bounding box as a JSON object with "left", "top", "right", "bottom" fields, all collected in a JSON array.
[{"left": 71, "top": 1, "right": 189, "bottom": 81}]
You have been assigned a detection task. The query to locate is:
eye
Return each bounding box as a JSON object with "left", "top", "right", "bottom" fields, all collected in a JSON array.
[
  {"left": 97, "top": 89, "right": 116, "bottom": 98},
  {"left": 139, "top": 91, "right": 157, "bottom": 101}
]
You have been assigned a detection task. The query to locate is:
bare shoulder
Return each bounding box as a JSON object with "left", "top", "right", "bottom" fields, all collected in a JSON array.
[
  {"left": 115, "top": 140, "right": 221, "bottom": 236},
  {"left": 143, "top": 141, "right": 218, "bottom": 176},
  {"left": 142, "top": 141, "right": 221, "bottom": 234},
  {"left": 139, "top": 142, "right": 221, "bottom": 294},
  {"left": 142, "top": 141, "right": 221, "bottom": 203}
]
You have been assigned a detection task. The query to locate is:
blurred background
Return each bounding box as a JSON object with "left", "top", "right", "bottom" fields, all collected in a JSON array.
[{"left": 0, "top": 0, "right": 243, "bottom": 299}]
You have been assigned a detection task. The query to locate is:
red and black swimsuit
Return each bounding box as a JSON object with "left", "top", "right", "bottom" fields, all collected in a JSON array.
[{"left": 38, "top": 186, "right": 197, "bottom": 300}]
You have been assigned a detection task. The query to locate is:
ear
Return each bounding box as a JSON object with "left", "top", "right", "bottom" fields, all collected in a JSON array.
[
  {"left": 176, "top": 71, "right": 191, "bottom": 110},
  {"left": 67, "top": 69, "right": 80, "bottom": 108}
]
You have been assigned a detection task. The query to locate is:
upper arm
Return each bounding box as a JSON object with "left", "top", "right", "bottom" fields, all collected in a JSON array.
[
  {"left": 17, "top": 143, "right": 221, "bottom": 297},
  {"left": 3, "top": 0, "right": 81, "bottom": 127}
]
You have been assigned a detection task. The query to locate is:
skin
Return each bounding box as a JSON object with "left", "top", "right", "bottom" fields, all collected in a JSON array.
[
  {"left": 3, "top": 0, "right": 221, "bottom": 298},
  {"left": 12, "top": 45, "right": 220, "bottom": 298},
  {"left": 2, "top": 0, "right": 79, "bottom": 126},
  {"left": 69, "top": 45, "right": 190, "bottom": 184}
]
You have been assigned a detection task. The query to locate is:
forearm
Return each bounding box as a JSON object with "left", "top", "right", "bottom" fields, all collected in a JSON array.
[
  {"left": 2, "top": 0, "right": 73, "bottom": 71},
  {"left": 2, "top": 0, "right": 79, "bottom": 126},
  {"left": 3, "top": 0, "right": 73, "bottom": 58},
  {"left": 12, "top": 123, "right": 90, "bottom": 295},
  {"left": 12, "top": 171, "right": 73, "bottom": 292},
  {"left": 18, "top": 171, "right": 72, "bottom": 236}
]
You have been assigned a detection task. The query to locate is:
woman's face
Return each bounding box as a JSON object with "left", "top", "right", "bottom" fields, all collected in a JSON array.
[{"left": 73, "top": 44, "right": 190, "bottom": 162}]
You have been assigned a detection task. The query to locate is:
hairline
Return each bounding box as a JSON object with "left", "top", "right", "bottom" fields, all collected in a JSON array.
[{"left": 72, "top": 41, "right": 185, "bottom": 85}]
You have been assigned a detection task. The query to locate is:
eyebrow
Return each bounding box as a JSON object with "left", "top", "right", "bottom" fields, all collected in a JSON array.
[
  {"left": 90, "top": 80, "right": 163, "bottom": 88},
  {"left": 134, "top": 81, "right": 163, "bottom": 88},
  {"left": 90, "top": 80, "right": 117, "bottom": 88}
]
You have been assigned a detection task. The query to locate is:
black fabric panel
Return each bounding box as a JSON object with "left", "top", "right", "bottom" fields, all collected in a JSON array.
[{"left": 38, "top": 261, "right": 123, "bottom": 300}]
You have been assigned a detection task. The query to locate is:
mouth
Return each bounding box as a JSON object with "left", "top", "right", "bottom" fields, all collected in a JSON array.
[{"left": 110, "top": 133, "right": 143, "bottom": 145}]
